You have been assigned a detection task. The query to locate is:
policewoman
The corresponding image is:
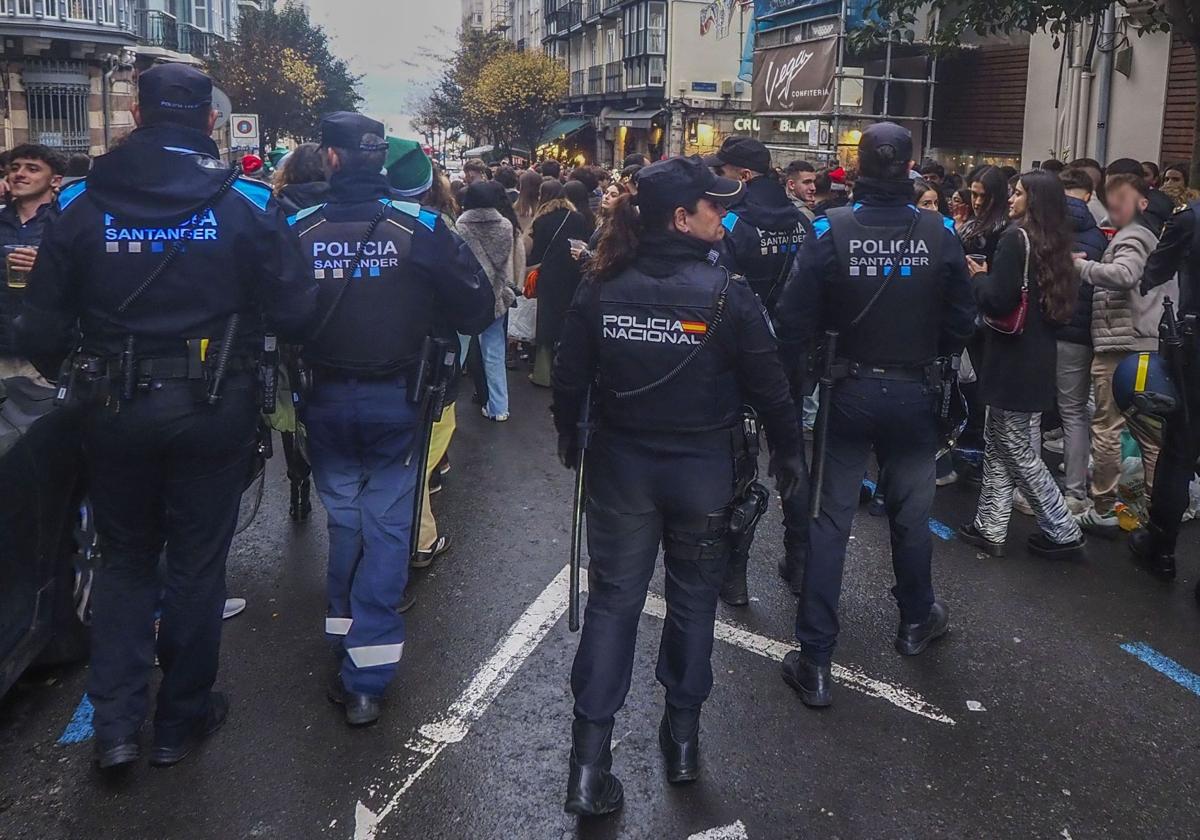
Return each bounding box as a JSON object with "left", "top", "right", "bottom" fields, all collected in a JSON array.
[
  {"left": 706, "top": 135, "right": 814, "bottom": 601},
  {"left": 552, "top": 156, "right": 805, "bottom": 815},
  {"left": 774, "top": 122, "right": 976, "bottom": 708},
  {"left": 16, "top": 64, "right": 318, "bottom": 770},
  {"left": 289, "top": 113, "right": 493, "bottom": 727}
]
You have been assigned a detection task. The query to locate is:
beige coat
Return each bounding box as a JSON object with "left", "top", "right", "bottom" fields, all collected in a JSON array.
[{"left": 1077, "top": 222, "right": 1173, "bottom": 354}]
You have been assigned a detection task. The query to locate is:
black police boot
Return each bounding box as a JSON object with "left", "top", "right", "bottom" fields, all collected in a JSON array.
[
  {"left": 149, "top": 692, "right": 229, "bottom": 767},
  {"left": 94, "top": 735, "right": 140, "bottom": 771},
  {"left": 1129, "top": 524, "right": 1177, "bottom": 580},
  {"left": 327, "top": 676, "right": 383, "bottom": 727},
  {"left": 895, "top": 601, "right": 950, "bottom": 656},
  {"left": 778, "top": 549, "right": 805, "bottom": 596},
  {"left": 564, "top": 719, "right": 624, "bottom": 817},
  {"left": 781, "top": 651, "right": 832, "bottom": 707},
  {"left": 658, "top": 705, "right": 700, "bottom": 784},
  {"left": 719, "top": 555, "right": 749, "bottom": 607},
  {"left": 290, "top": 478, "right": 312, "bottom": 522}
]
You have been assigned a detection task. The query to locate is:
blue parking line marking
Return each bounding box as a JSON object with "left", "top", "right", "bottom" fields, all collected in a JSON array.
[
  {"left": 860, "top": 479, "right": 955, "bottom": 541},
  {"left": 57, "top": 694, "right": 95, "bottom": 745},
  {"left": 1120, "top": 642, "right": 1200, "bottom": 697}
]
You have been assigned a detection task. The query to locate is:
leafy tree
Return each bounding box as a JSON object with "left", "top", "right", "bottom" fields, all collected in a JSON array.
[
  {"left": 862, "top": 0, "right": 1200, "bottom": 178},
  {"left": 466, "top": 50, "right": 569, "bottom": 153},
  {"left": 416, "top": 27, "right": 514, "bottom": 144},
  {"left": 207, "top": 2, "right": 361, "bottom": 152}
]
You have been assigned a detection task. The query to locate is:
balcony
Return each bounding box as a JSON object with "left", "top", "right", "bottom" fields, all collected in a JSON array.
[
  {"left": 587, "top": 64, "right": 602, "bottom": 94},
  {"left": 0, "top": 0, "right": 136, "bottom": 42},
  {"left": 133, "top": 9, "right": 178, "bottom": 50},
  {"left": 605, "top": 60, "right": 622, "bottom": 93},
  {"left": 600, "top": 0, "right": 622, "bottom": 16},
  {"left": 177, "top": 22, "right": 219, "bottom": 59},
  {"left": 584, "top": 0, "right": 600, "bottom": 21},
  {"left": 569, "top": 69, "right": 585, "bottom": 98}
]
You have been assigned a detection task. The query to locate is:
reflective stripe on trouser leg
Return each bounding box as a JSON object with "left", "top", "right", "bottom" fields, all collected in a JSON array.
[
  {"left": 347, "top": 643, "right": 405, "bottom": 669},
  {"left": 326, "top": 617, "right": 353, "bottom": 636}
]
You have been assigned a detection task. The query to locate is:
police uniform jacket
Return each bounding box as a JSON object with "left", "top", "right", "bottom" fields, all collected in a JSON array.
[
  {"left": 16, "top": 124, "right": 318, "bottom": 361},
  {"left": 288, "top": 169, "right": 495, "bottom": 376},
  {"left": 718, "top": 176, "right": 812, "bottom": 310},
  {"left": 1143, "top": 201, "right": 1200, "bottom": 314},
  {"left": 775, "top": 176, "right": 976, "bottom": 371},
  {"left": 551, "top": 229, "right": 801, "bottom": 459}
]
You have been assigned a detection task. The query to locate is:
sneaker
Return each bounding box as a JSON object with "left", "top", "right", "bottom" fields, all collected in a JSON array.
[
  {"left": 935, "top": 470, "right": 958, "bottom": 487},
  {"left": 1075, "top": 506, "right": 1122, "bottom": 539},
  {"left": 222, "top": 598, "right": 247, "bottom": 620},
  {"left": 482, "top": 407, "right": 510, "bottom": 422},
  {"left": 1012, "top": 490, "right": 1034, "bottom": 516},
  {"left": 436, "top": 456, "right": 451, "bottom": 477},
  {"left": 1065, "top": 496, "right": 1091, "bottom": 516},
  {"left": 412, "top": 534, "right": 451, "bottom": 569},
  {"left": 428, "top": 473, "right": 443, "bottom": 496}
]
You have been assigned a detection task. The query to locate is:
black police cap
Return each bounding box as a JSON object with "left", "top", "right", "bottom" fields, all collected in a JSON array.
[
  {"left": 702, "top": 136, "right": 771, "bottom": 174},
  {"left": 857, "top": 122, "right": 914, "bottom": 178},
  {"left": 634, "top": 155, "right": 743, "bottom": 214},
  {"left": 138, "top": 63, "right": 213, "bottom": 113},
  {"left": 320, "top": 112, "right": 388, "bottom": 153}
]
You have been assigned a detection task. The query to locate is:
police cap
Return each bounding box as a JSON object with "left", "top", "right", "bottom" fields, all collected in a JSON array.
[
  {"left": 634, "top": 155, "right": 743, "bottom": 215},
  {"left": 320, "top": 112, "right": 388, "bottom": 152},
  {"left": 857, "top": 121, "right": 914, "bottom": 180},
  {"left": 703, "top": 136, "right": 771, "bottom": 174},
  {"left": 138, "top": 63, "right": 212, "bottom": 113}
]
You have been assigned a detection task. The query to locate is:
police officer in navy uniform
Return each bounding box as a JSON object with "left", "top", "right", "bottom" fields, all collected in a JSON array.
[
  {"left": 290, "top": 112, "right": 493, "bottom": 727},
  {"left": 774, "top": 123, "right": 976, "bottom": 707},
  {"left": 16, "top": 64, "right": 318, "bottom": 769},
  {"left": 1134, "top": 200, "right": 1200, "bottom": 597},
  {"left": 706, "top": 136, "right": 814, "bottom": 602},
  {"left": 552, "top": 156, "right": 805, "bottom": 814}
]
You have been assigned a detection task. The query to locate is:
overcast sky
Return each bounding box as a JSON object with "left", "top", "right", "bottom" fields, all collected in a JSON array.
[{"left": 304, "top": 0, "right": 463, "bottom": 138}]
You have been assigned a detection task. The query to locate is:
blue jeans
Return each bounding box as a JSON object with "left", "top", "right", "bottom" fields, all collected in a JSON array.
[
  {"left": 478, "top": 314, "right": 509, "bottom": 417},
  {"left": 797, "top": 377, "right": 938, "bottom": 665},
  {"left": 304, "top": 377, "right": 419, "bottom": 696}
]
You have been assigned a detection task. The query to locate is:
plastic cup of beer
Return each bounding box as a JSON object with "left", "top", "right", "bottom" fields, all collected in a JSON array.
[{"left": 5, "top": 245, "right": 35, "bottom": 290}]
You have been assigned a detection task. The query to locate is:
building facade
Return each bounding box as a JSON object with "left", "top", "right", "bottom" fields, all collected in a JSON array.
[
  {"left": 541, "top": 0, "right": 753, "bottom": 167},
  {"left": 1, "top": 0, "right": 267, "bottom": 157}
]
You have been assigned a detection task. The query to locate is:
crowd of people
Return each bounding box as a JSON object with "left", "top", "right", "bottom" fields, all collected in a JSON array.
[{"left": 1, "top": 63, "right": 1196, "bottom": 804}]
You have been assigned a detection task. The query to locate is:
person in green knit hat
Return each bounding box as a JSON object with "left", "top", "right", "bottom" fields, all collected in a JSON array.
[{"left": 384, "top": 137, "right": 456, "bottom": 578}]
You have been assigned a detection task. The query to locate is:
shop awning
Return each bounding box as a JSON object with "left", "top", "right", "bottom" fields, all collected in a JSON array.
[
  {"left": 600, "top": 107, "right": 665, "bottom": 130},
  {"left": 538, "top": 116, "right": 592, "bottom": 145}
]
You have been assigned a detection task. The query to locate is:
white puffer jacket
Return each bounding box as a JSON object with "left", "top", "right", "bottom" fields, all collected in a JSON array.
[{"left": 1077, "top": 221, "right": 1174, "bottom": 354}]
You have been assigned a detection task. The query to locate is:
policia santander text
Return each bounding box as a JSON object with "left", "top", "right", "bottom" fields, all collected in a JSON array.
[
  {"left": 775, "top": 122, "right": 976, "bottom": 708},
  {"left": 289, "top": 113, "right": 494, "bottom": 728},
  {"left": 15, "top": 65, "right": 318, "bottom": 770},
  {"left": 552, "top": 156, "right": 805, "bottom": 816}
]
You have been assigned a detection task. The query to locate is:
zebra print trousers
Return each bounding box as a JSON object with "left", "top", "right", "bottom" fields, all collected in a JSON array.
[{"left": 973, "top": 408, "right": 1083, "bottom": 545}]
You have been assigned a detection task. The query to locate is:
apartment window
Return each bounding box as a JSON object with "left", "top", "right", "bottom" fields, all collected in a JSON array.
[
  {"left": 648, "top": 55, "right": 664, "bottom": 86},
  {"left": 23, "top": 62, "right": 91, "bottom": 154},
  {"left": 65, "top": 0, "right": 96, "bottom": 19},
  {"left": 193, "top": 0, "right": 206, "bottom": 28},
  {"left": 623, "top": 2, "right": 664, "bottom": 57}
]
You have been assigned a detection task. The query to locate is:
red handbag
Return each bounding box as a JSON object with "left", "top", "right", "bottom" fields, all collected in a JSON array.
[{"left": 984, "top": 228, "right": 1030, "bottom": 335}]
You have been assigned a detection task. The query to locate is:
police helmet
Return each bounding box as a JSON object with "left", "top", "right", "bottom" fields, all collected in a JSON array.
[
  {"left": 857, "top": 122, "right": 913, "bottom": 181},
  {"left": 1113, "top": 352, "right": 1180, "bottom": 440}
]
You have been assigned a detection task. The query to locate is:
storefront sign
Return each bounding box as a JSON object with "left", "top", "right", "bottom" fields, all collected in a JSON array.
[
  {"left": 733, "top": 117, "right": 760, "bottom": 132},
  {"left": 752, "top": 37, "right": 837, "bottom": 115}
]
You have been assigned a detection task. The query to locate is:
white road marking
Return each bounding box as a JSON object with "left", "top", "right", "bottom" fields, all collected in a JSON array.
[
  {"left": 642, "top": 593, "right": 956, "bottom": 726},
  {"left": 354, "top": 565, "right": 954, "bottom": 838},
  {"left": 353, "top": 565, "right": 573, "bottom": 840},
  {"left": 966, "top": 700, "right": 987, "bottom": 712},
  {"left": 689, "top": 821, "right": 750, "bottom": 840}
]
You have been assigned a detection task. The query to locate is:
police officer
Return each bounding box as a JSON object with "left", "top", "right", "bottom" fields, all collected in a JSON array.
[
  {"left": 1133, "top": 200, "right": 1200, "bottom": 597},
  {"left": 706, "top": 136, "right": 814, "bottom": 602},
  {"left": 290, "top": 112, "right": 493, "bottom": 727},
  {"left": 552, "top": 156, "right": 805, "bottom": 814},
  {"left": 774, "top": 122, "right": 976, "bottom": 708},
  {"left": 15, "top": 64, "right": 318, "bottom": 769}
]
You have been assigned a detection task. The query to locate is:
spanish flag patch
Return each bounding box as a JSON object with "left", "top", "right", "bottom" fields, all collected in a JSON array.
[{"left": 680, "top": 321, "right": 708, "bottom": 335}]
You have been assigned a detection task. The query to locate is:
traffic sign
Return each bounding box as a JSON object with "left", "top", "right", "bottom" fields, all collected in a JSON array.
[{"left": 231, "top": 113, "right": 260, "bottom": 147}]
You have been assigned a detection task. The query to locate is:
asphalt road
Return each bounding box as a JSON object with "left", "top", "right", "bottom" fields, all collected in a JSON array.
[{"left": 1, "top": 375, "right": 1199, "bottom": 840}]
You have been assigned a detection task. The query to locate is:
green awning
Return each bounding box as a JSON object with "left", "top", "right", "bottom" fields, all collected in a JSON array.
[{"left": 539, "top": 116, "right": 592, "bottom": 145}]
